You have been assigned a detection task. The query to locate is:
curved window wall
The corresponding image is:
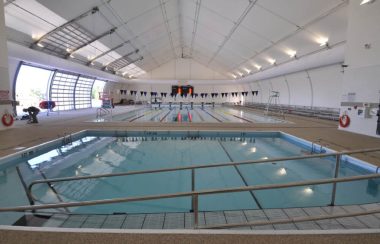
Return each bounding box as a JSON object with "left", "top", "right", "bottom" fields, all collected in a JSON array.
[
  {"left": 15, "top": 62, "right": 106, "bottom": 114},
  {"left": 15, "top": 64, "right": 54, "bottom": 115}
]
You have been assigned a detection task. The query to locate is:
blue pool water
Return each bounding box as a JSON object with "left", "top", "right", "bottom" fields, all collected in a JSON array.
[
  {"left": 0, "top": 131, "right": 379, "bottom": 219},
  {"left": 95, "top": 105, "right": 288, "bottom": 123}
]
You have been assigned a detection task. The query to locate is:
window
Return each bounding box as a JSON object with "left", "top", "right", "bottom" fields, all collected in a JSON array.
[
  {"left": 74, "top": 76, "right": 94, "bottom": 109},
  {"left": 15, "top": 64, "right": 54, "bottom": 115},
  {"left": 50, "top": 71, "right": 77, "bottom": 111},
  {"left": 15, "top": 63, "right": 104, "bottom": 112}
]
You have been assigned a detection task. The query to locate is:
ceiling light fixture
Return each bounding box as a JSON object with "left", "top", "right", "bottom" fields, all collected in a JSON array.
[
  {"left": 31, "top": 34, "right": 42, "bottom": 40},
  {"left": 90, "top": 62, "right": 95, "bottom": 66},
  {"left": 286, "top": 49, "right": 297, "bottom": 58},
  {"left": 69, "top": 54, "right": 75, "bottom": 58},
  {"left": 36, "top": 42, "right": 44, "bottom": 48},
  {"left": 316, "top": 37, "right": 329, "bottom": 47},
  {"left": 237, "top": 72, "right": 243, "bottom": 77},
  {"left": 66, "top": 48, "right": 72, "bottom": 53},
  {"left": 244, "top": 68, "right": 251, "bottom": 74},
  {"left": 254, "top": 64, "right": 262, "bottom": 70},
  {"left": 267, "top": 58, "right": 276, "bottom": 65},
  {"left": 231, "top": 74, "right": 237, "bottom": 79},
  {"left": 360, "top": 0, "right": 376, "bottom": 5}
]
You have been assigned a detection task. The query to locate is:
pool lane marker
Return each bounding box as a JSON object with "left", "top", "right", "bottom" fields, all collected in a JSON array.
[
  {"left": 160, "top": 110, "right": 172, "bottom": 122},
  {"left": 194, "top": 108, "right": 205, "bottom": 121},
  {"left": 217, "top": 108, "right": 254, "bottom": 123},
  {"left": 186, "top": 108, "right": 192, "bottom": 122},
  {"left": 119, "top": 107, "right": 148, "bottom": 121},
  {"left": 149, "top": 109, "right": 166, "bottom": 121},
  {"left": 202, "top": 108, "right": 223, "bottom": 122},
  {"left": 129, "top": 109, "right": 156, "bottom": 122},
  {"left": 217, "top": 140, "right": 263, "bottom": 209},
  {"left": 207, "top": 108, "right": 231, "bottom": 121}
]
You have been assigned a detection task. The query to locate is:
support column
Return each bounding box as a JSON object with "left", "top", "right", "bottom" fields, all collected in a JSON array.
[{"left": 0, "top": 4, "right": 13, "bottom": 130}]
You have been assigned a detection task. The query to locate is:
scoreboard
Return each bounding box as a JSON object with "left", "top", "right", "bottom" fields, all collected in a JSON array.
[{"left": 172, "top": 85, "right": 194, "bottom": 95}]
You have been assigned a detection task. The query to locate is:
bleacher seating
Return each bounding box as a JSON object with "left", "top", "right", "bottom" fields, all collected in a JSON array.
[{"left": 240, "top": 103, "right": 340, "bottom": 121}]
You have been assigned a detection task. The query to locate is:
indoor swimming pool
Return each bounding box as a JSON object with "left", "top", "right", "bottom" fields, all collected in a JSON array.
[
  {"left": 0, "top": 130, "right": 379, "bottom": 224},
  {"left": 93, "top": 105, "right": 289, "bottom": 123}
]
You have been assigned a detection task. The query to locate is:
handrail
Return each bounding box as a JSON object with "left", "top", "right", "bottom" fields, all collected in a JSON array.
[
  {"left": 2, "top": 173, "right": 380, "bottom": 213},
  {"left": 96, "top": 107, "right": 112, "bottom": 119},
  {"left": 27, "top": 147, "right": 380, "bottom": 200}
]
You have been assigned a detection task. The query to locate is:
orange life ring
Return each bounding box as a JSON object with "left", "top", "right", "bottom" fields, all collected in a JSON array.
[
  {"left": 2, "top": 114, "right": 14, "bottom": 127},
  {"left": 339, "top": 114, "right": 350, "bottom": 128}
]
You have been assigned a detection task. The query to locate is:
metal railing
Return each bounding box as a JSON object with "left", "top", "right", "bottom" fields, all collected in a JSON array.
[
  {"left": 2, "top": 173, "right": 380, "bottom": 229},
  {"left": 96, "top": 107, "right": 112, "bottom": 120},
  {"left": 1, "top": 147, "right": 379, "bottom": 229},
  {"left": 28, "top": 147, "right": 380, "bottom": 204}
]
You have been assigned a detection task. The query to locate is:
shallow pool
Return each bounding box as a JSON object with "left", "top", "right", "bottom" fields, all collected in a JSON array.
[{"left": 0, "top": 131, "right": 379, "bottom": 219}]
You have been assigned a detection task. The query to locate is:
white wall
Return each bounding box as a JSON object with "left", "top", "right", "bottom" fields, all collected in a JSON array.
[
  {"left": 106, "top": 63, "right": 343, "bottom": 108},
  {"left": 339, "top": 0, "right": 380, "bottom": 138},
  {"left": 105, "top": 81, "right": 245, "bottom": 104},
  {"left": 0, "top": 5, "right": 12, "bottom": 130},
  {"left": 246, "top": 64, "right": 343, "bottom": 109},
  {"left": 140, "top": 59, "right": 228, "bottom": 80}
]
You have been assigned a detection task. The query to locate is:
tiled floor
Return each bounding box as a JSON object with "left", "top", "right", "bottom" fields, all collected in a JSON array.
[{"left": 32, "top": 204, "right": 380, "bottom": 230}]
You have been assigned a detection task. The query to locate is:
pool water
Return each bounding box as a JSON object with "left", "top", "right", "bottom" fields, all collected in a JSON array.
[
  {"left": 0, "top": 131, "right": 379, "bottom": 218},
  {"left": 96, "top": 105, "right": 288, "bottom": 123}
]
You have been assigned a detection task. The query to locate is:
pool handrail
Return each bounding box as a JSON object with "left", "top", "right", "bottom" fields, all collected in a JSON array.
[
  {"left": 1, "top": 172, "right": 380, "bottom": 229},
  {"left": 27, "top": 147, "right": 380, "bottom": 202}
]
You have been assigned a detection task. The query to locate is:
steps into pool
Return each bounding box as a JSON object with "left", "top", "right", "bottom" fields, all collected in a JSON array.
[{"left": 13, "top": 203, "right": 380, "bottom": 230}]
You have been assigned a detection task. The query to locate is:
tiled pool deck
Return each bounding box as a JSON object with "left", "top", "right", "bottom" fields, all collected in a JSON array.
[{"left": 16, "top": 204, "right": 380, "bottom": 230}]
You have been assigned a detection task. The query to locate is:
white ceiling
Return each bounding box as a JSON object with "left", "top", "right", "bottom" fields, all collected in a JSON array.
[{"left": 3, "top": 0, "right": 348, "bottom": 79}]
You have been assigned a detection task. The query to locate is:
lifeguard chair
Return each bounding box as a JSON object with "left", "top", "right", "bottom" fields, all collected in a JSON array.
[{"left": 265, "top": 91, "right": 284, "bottom": 119}]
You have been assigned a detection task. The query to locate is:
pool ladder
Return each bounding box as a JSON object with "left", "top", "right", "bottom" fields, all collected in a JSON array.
[
  {"left": 96, "top": 107, "right": 112, "bottom": 120},
  {"left": 311, "top": 138, "right": 328, "bottom": 154},
  {"left": 62, "top": 133, "right": 72, "bottom": 146}
]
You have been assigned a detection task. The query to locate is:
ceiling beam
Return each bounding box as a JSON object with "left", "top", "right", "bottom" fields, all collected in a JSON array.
[
  {"left": 65, "top": 27, "right": 117, "bottom": 59},
  {"left": 159, "top": 0, "right": 177, "bottom": 58},
  {"left": 86, "top": 40, "right": 130, "bottom": 65},
  {"left": 103, "top": 1, "right": 160, "bottom": 68},
  {"left": 189, "top": 0, "right": 201, "bottom": 57},
  {"left": 207, "top": 0, "right": 258, "bottom": 65},
  {"left": 230, "top": 0, "right": 349, "bottom": 72},
  {"left": 104, "top": 49, "right": 140, "bottom": 71},
  {"left": 116, "top": 57, "right": 144, "bottom": 73},
  {"left": 177, "top": 0, "right": 185, "bottom": 57},
  {"left": 31, "top": 6, "right": 100, "bottom": 48}
]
